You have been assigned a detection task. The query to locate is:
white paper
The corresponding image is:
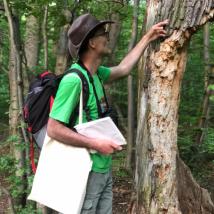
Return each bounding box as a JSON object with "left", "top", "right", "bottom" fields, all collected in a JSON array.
[
  {"left": 74, "top": 117, "right": 127, "bottom": 146},
  {"left": 28, "top": 134, "right": 92, "bottom": 214}
]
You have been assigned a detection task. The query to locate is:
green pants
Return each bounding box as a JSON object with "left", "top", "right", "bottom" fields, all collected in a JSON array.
[{"left": 81, "top": 170, "right": 113, "bottom": 214}]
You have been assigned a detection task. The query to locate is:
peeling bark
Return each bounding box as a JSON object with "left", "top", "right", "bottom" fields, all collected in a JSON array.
[{"left": 133, "top": 0, "right": 214, "bottom": 213}]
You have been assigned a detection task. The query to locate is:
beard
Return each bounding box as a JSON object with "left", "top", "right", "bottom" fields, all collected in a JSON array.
[
  {"left": 100, "top": 40, "right": 112, "bottom": 57},
  {"left": 102, "top": 46, "right": 112, "bottom": 56}
]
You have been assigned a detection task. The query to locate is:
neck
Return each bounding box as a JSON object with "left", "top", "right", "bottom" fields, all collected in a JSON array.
[{"left": 80, "top": 52, "right": 102, "bottom": 75}]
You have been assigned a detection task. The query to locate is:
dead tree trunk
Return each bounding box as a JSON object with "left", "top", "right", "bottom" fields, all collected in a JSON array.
[
  {"left": 133, "top": 1, "right": 214, "bottom": 213},
  {"left": 126, "top": 0, "right": 139, "bottom": 171}
]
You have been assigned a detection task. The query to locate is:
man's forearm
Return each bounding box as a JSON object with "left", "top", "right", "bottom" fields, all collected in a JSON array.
[
  {"left": 119, "top": 34, "right": 150, "bottom": 75},
  {"left": 47, "top": 118, "right": 122, "bottom": 154},
  {"left": 109, "top": 35, "right": 150, "bottom": 82},
  {"left": 47, "top": 118, "right": 96, "bottom": 150}
]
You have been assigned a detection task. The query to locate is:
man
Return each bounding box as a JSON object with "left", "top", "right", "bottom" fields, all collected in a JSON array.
[{"left": 47, "top": 13, "right": 168, "bottom": 214}]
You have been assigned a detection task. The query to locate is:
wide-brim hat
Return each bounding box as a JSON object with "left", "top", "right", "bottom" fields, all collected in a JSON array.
[{"left": 68, "top": 13, "right": 114, "bottom": 59}]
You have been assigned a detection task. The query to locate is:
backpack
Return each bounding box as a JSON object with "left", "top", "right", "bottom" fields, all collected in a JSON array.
[{"left": 23, "top": 69, "right": 89, "bottom": 173}]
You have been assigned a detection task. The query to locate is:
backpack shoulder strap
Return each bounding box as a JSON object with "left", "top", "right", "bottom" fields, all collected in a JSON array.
[
  {"left": 65, "top": 68, "right": 89, "bottom": 109},
  {"left": 64, "top": 68, "right": 91, "bottom": 127}
]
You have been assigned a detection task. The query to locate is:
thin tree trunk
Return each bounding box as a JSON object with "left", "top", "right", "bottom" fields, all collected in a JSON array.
[
  {"left": 203, "top": 23, "right": 210, "bottom": 89},
  {"left": 196, "top": 23, "right": 211, "bottom": 145},
  {"left": 55, "top": 4, "right": 77, "bottom": 74},
  {"left": 42, "top": 5, "right": 48, "bottom": 70},
  {"left": 3, "top": 0, "right": 26, "bottom": 206},
  {"left": 126, "top": 0, "right": 139, "bottom": 171},
  {"left": 23, "top": 15, "right": 40, "bottom": 191},
  {"left": 133, "top": 1, "right": 214, "bottom": 213}
]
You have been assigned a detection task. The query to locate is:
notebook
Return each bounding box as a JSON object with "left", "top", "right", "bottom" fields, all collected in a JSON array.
[{"left": 74, "top": 116, "right": 127, "bottom": 146}]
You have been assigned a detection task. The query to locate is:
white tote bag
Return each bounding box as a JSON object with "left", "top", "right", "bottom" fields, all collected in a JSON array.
[{"left": 28, "top": 86, "right": 92, "bottom": 214}]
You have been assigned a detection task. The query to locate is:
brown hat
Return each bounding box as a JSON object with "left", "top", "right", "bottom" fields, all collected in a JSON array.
[{"left": 68, "top": 13, "right": 114, "bottom": 59}]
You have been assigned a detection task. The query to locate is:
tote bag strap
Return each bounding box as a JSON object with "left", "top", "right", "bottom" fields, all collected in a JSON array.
[{"left": 78, "top": 83, "right": 83, "bottom": 125}]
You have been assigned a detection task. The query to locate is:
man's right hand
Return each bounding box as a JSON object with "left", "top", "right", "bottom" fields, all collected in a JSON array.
[{"left": 92, "top": 138, "right": 122, "bottom": 155}]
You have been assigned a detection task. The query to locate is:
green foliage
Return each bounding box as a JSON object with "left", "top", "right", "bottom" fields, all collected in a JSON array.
[
  {"left": 0, "top": 153, "right": 14, "bottom": 173},
  {"left": 0, "top": 137, "right": 38, "bottom": 213},
  {"left": 203, "top": 128, "right": 214, "bottom": 153}
]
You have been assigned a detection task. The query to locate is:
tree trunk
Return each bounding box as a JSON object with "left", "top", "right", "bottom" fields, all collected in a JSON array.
[
  {"left": 196, "top": 23, "right": 211, "bottom": 145},
  {"left": 55, "top": 5, "right": 77, "bottom": 75},
  {"left": 105, "top": 11, "right": 123, "bottom": 130},
  {"left": 107, "top": 12, "right": 121, "bottom": 65},
  {"left": 42, "top": 5, "right": 48, "bottom": 70},
  {"left": 133, "top": 1, "right": 214, "bottom": 213},
  {"left": 126, "top": 0, "right": 139, "bottom": 171},
  {"left": 23, "top": 14, "right": 39, "bottom": 91},
  {"left": 54, "top": 24, "right": 70, "bottom": 75},
  {"left": 203, "top": 23, "right": 210, "bottom": 89},
  {"left": 3, "top": 0, "right": 26, "bottom": 206}
]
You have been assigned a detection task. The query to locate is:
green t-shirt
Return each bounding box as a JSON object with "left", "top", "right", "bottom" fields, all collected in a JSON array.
[{"left": 49, "top": 63, "right": 111, "bottom": 173}]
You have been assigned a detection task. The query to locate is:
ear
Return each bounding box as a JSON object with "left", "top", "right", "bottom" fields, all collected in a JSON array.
[{"left": 88, "top": 38, "right": 96, "bottom": 49}]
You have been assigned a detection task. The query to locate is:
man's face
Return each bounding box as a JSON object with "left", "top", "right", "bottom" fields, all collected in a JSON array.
[{"left": 89, "top": 26, "right": 112, "bottom": 57}]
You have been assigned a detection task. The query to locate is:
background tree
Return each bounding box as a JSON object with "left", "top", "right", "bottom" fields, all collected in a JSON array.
[
  {"left": 42, "top": 5, "right": 48, "bottom": 70},
  {"left": 196, "top": 23, "right": 213, "bottom": 145},
  {"left": 3, "top": 0, "right": 26, "bottom": 206},
  {"left": 126, "top": 0, "right": 139, "bottom": 171}
]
